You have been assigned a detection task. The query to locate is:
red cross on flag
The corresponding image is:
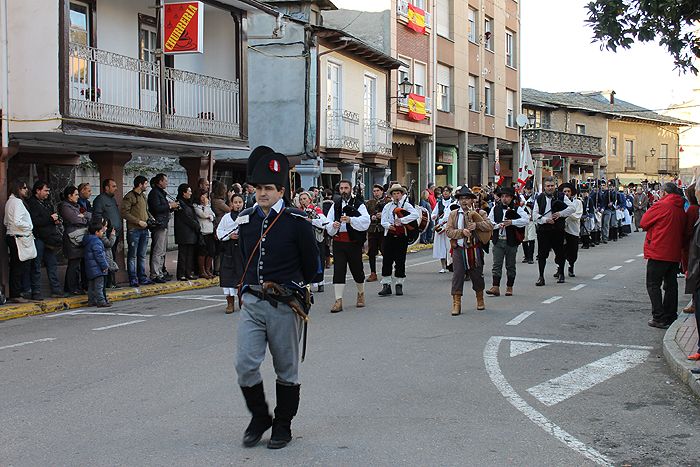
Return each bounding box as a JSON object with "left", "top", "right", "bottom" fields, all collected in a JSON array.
[{"left": 517, "top": 137, "right": 534, "bottom": 190}]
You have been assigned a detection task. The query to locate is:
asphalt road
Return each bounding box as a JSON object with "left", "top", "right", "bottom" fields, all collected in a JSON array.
[{"left": 2, "top": 232, "right": 700, "bottom": 466}]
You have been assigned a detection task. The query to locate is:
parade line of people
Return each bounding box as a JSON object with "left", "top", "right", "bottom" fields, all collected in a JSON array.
[{"left": 4, "top": 144, "right": 698, "bottom": 450}]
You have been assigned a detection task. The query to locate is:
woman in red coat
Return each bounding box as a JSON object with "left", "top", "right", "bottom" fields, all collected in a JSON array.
[{"left": 682, "top": 184, "right": 699, "bottom": 313}]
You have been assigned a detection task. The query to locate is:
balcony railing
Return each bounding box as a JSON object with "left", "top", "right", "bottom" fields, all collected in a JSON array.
[
  {"left": 68, "top": 43, "right": 240, "bottom": 138},
  {"left": 398, "top": 95, "right": 432, "bottom": 115},
  {"left": 327, "top": 109, "right": 360, "bottom": 152},
  {"left": 397, "top": 0, "right": 432, "bottom": 31},
  {"left": 523, "top": 128, "right": 604, "bottom": 157},
  {"left": 363, "top": 118, "right": 392, "bottom": 155},
  {"left": 658, "top": 157, "right": 680, "bottom": 174}
]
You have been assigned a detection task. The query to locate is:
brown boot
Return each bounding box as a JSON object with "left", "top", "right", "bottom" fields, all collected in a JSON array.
[
  {"left": 476, "top": 290, "right": 485, "bottom": 310},
  {"left": 451, "top": 295, "right": 462, "bottom": 316},
  {"left": 225, "top": 296, "right": 235, "bottom": 314},
  {"left": 330, "top": 299, "right": 343, "bottom": 313},
  {"left": 683, "top": 304, "right": 695, "bottom": 313},
  {"left": 366, "top": 272, "right": 378, "bottom": 282},
  {"left": 485, "top": 286, "right": 500, "bottom": 297},
  {"left": 505, "top": 286, "right": 513, "bottom": 296},
  {"left": 197, "top": 256, "right": 208, "bottom": 279},
  {"left": 356, "top": 292, "right": 365, "bottom": 308},
  {"left": 205, "top": 257, "right": 215, "bottom": 279}
]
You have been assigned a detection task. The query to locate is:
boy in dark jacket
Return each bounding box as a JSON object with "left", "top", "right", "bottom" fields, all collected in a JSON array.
[{"left": 83, "top": 220, "right": 111, "bottom": 308}]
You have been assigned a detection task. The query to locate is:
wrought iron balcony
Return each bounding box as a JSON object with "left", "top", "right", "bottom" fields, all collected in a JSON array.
[
  {"left": 522, "top": 128, "right": 604, "bottom": 157},
  {"left": 658, "top": 157, "right": 680, "bottom": 174},
  {"left": 326, "top": 109, "right": 360, "bottom": 152},
  {"left": 363, "top": 118, "right": 392, "bottom": 155},
  {"left": 68, "top": 43, "right": 240, "bottom": 138}
]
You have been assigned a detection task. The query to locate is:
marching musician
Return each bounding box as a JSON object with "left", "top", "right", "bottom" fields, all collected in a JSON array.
[
  {"left": 445, "top": 186, "right": 493, "bottom": 315},
  {"left": 365, "top": 184, "right": 388, "bottom": 283},
  {"left": 431, "top": 185, "right": 454, "bottom": 273},
  {"left": 579, "top": 184, "right": 594, "bottom": 250},
  {"left": 521, "top": 180, "right": 536, "bottom": 264},
  {"left": 299, "top": 192, "right": 328, "bottom": 293},
  {"left": 234, "top": 146, "right": 321, "bottom": 450},
  {"left": 560, "top": 183, "right": 583, "bottom": 278},
  {"left": 378, "top": 184, "right": 419, "bottom": 297},
  {"left": 326, "top": 180, "right": 371, "bottom": 313},
  {"left": 485, "top": 186, "right": 528, "bottom": 297},
  {"left": 533, "top": 176, "right": 576, "bottom": 286}
]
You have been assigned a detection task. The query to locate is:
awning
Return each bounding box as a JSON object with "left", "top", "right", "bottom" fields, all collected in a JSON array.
[{"left": 616, "top": 175, "right": 645, "bottom": 185}]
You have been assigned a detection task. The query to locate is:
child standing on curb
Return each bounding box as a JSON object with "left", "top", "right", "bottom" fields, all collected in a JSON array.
[{"left": 83, "top": 219, "right": 111, "bottom": 308}]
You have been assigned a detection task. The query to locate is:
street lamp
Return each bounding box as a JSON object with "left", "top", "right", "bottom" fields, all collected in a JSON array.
[
  {"left": 389, "top": 77, "right": 414, "bottom": 99},
  {"left": 646, "top": 147, "right": 656, "bottom": 161}
]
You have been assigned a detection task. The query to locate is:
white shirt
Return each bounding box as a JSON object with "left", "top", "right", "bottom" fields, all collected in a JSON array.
[
  {"left": 532, "top": 193, "right": 576, "bottom": 225},
  {"left": 456, "top": 208, "right": 465, "bottom": 247},
  {"left": 381, "top": 194, "right": 420, "bottom": 236},
  {"left": 325, "top": 198, "right": 370, "bottom": 235},
  {"left": 565, "top": 197, "right": 583, "bottom": 237},
  {"left": 4, "top": 194, "right": 33, "bottom": 236}
]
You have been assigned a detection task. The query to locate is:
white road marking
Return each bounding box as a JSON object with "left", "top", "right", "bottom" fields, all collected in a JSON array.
[
  {"left": 0, "top": 337, "right": 56, "bottom": 351},
  {"left": 158, "top": 295, "right": 226, "bottom": 302},
  {"left": 637, "top": 253, "right": 644, "bottom": 257},
  {"left": 542, "top": 296, "right": 562, "bottom": 304},
  {"left": 609, "top": 266, "right": 622, "bottom": 271},
  {"left": 406, "top": 259, "right": 440, "bottom": 268},
  {"left": 162, "top": 303, "right": 223, "bottom": 317},
  {"left": 527, "top": 349, "right": 649, "bottom": 407},
  {"left": 45, "top": 309, "right": 85, "bottom": 318},
  {"left": 509, "top": 340, "right": 548, "bottom": 356},
  {"left": 625, "top": 259, "right": 635, "bottom": 263},
  {"left": 92, "top": 320, "right": 146, "bottom": 331},
  {"left": 506, "top": 311, "right": 535, "bottom": 326},
  {"left": 78, "top": 312, "right": 156, "bottom": 317},
  {"left": 484, "top": 337, "right": 614, "bottom": 466},
  {"left": 570, "top": 284, "right": 587, "bottom": 291},
  {"left": 499, "top": 336, "right": 652, "bottom": 350},
  {"left": 592, "top": 274, "right": 606, "bottom": 280}
]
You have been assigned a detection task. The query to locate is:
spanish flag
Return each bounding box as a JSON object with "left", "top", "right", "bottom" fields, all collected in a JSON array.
[
  {"left": 407, "top": 93, "right": 426, "bottom": 121},
  {"left": 406, "top": 4, "right": 426, "bottom": 34}
]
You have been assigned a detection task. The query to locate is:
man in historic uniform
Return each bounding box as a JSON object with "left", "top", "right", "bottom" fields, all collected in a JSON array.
[
  {"left": 445, "top": 186, "right": 493, "bottom": 315},
  {"left": 533, "top": 176, "right": 576, "bottom": 286},
  {"left": 235, "top": 146, "right": 321, "bottom": 450},
  {"left": 431, "top": 185, "right": 454, "bottom": 273},
  {"left": 560, "top": 183, "right": 583, "bottom": 278},
  {"left": 378, "top": 184, "right": 420, "bottom": 296},
  {"left": 326, "top": 180, "right": 371, "bottom": 313},
  {"left": 485, "top": 186, "right": 528, "bottom": 297},
  {"left": 365, "top": 184, "right": 388, "bottom": 282}
]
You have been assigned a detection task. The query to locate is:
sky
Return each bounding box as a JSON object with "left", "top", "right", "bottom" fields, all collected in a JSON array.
[{"left": 331, "top": 0, "right": 699, "bottom": 111}]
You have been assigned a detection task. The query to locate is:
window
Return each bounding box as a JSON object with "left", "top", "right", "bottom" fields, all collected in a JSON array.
[
  {"left": 437, "top": 63, "right": 451, "bottom": 112},
  {"left": 661, "top": 143, "right": 669, "bottom": 158},
  {"left": 413, "top": 61, "right": 426, "bottom": 96},
  {"left": 484, "top": 81, "right": 493, "bottom": 115},
  {"left": 412, "top": 0, "right": 426, "bottom": 9},
  {"left": 610, "top": 136, "right": 617, "bottom": 156},
  {"left": 576, "top": 124, "right": 586, "bottom": 135},
  {"left": 436, "top": 0, "right": 451, "bottom": 38},
  {"left": 69, "top": 1, "right": 92, "bottom": 46},
  {"left": 506, "top": 89, "right": 515, "bottom": 127},
  {"left": 327, "top": 61, "right": 342, "bottom": 112},
  {"left": 484, "top": 16, "right": 493, "bottom": 50},
  {"left": 364, "top": 74, "right": 376, "bottom": 122},
  {"left": 468, "top": 8, "right": 477, "bottom": 43},
  {"left": 468, "top": 75, "right": 478, "bottom": 111},
  {"left": 505, "top": 29, "right": 515, "bottom": 67},
  {"left": 625, "top": 139, "right": 635, "bottom": 168},
  {"left": 398, "top": 55, "right": 411, "bottom": 96},
  {"left": 525, "top": 108, "right": 550, "bottom": 128}
]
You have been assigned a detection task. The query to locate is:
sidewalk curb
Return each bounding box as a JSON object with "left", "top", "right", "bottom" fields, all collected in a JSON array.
[
  {"left": 0, "top": 244, "right": 434, "bottom": 322},
  {"left": 662, "top": 315, "right": 700, "bottom": 399},
  {"left": 0, "top": 278, "right": 219, "bottom": 322}
]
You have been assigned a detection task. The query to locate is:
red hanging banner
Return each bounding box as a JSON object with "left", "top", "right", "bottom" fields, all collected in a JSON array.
[
  {"left": 406, "top": 4, "right": 426, "bottom": 34},
  {"left": 407, "top": 93, "right": 426, "bottom": 121},
  {"left": 163, "top": 1, "right": 204, "bottom": 54}
]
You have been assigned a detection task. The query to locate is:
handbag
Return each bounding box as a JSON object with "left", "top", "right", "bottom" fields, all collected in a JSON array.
[
  {"left": 67, "top": 227, "right": 87, "bottom": 247},
  {"left": 15, "top": 235, "right": 37, "bottom": 262}
]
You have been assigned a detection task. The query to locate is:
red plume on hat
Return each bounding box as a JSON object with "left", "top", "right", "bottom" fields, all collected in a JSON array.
[{"left": 246, "top": 145, "right": 289, "bottom": 187}]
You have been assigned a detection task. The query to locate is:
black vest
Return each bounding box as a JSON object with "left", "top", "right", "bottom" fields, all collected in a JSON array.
[
  {"left": 492, "top": 203, "right": 522, "bottom": 246},
  {"left": 535, "top": 193, "right": 565, "bottom": 232},
  {"left": 334, "top": 196, "right": 367, "bottom": 244}
]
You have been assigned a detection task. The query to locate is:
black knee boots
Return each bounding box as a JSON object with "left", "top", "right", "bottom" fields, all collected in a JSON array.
[
  {"left": 240, "top": 382, "right": 273, "bottom": 447},
  {"left": 268, "top": 383, "right": 300, "bottom": 449}
]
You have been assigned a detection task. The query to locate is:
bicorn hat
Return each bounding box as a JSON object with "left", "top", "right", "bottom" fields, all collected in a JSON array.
[{"left": 247, "top": 145, "right": 289, "bottom": 187}]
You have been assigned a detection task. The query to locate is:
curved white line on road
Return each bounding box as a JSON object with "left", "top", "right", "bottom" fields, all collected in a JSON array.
[
  {"left": 0, "top": 337, "right": 56, "bottom": 351},
  {"left": 483, "top": 336, "right": 614, "bottom": 466}
]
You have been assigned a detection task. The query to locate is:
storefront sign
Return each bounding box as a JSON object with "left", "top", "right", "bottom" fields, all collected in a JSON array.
[
  {"left": 436, "top": 151, "right": 453, "bottom": 164},
  {"left": 164, "top": 2, "right": 204, "bottom": 54}
]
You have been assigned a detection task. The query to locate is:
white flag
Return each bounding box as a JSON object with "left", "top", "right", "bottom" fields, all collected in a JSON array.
[{"left": 517, "top": 137, "right": 534, "bottom": 189}]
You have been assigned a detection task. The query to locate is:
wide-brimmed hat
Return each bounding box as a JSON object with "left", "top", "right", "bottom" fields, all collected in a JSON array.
[
  {"left": 454, "top": 185, "right": 477, "bottom": 199},
  {"left": 499, "top": 186, "right": 515, "bottom": 198},
  {"left": 388, "top": 183, "right": 407, "bottom": 194},
  {"left": 559, "top": 182, "right": 576, "bottom": 193}
]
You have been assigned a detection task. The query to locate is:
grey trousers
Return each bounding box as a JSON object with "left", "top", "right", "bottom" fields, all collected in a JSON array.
[
  {"left": 451, "top": 247, "right": 485, "bottom": 295},
  {"left": 634, "top": 209, "right": 645, "bottom": 229},
  {"left": 87, "top": 276, "right": 107, "bottom": 305},
  {"left": 150, "top": 227, "right": 168, "bottom": 279},
  {"left": 491, "top": 240, "right": 518, "bottom": 287},
  {"left": 236, "top": 292, "right": 303, "bottom": 387},
  {"left": 602, "top": 210, "right": 614, "bottom": 241}
]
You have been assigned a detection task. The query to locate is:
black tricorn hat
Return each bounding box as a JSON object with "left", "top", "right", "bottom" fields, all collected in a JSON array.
[{"left": 247, "top": 145, "right": 289, "bottom": 187}]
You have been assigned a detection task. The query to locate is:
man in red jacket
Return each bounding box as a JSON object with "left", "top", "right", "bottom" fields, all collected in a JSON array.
[{"left": 640, "top": 182, "right": 687, "bottom": 329}]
